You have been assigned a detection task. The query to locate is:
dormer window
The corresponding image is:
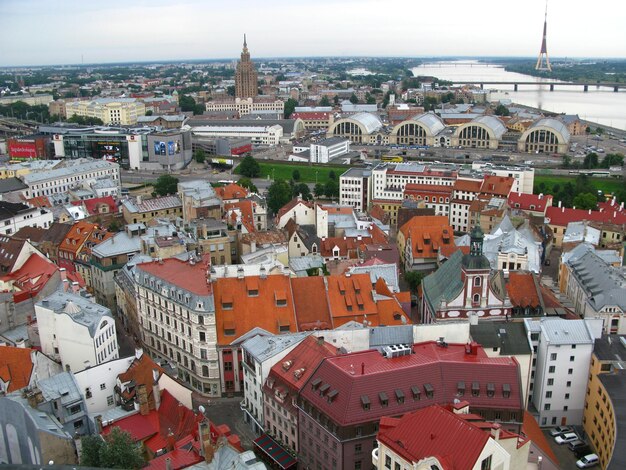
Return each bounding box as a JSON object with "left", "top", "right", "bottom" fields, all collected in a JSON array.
[
  {"left": 275, "top": 291, "right": 287, "bottom": 307},
  {"left": 221, "top": 293, "right": 233, "bottom": 310},
  {"left": 503, "top": 383, "right": 511, "bottom": 398},
  {"left": 360, "top": 395, "right": 370, "bottom": 411},
  {"left": 472, "top": 382, "right": 480, "bottom": 397},
  {"left": 487, "top": 383, "right": 495, "bottom": 398},
  {"left": 395, "top": 389, "right": 404, "bottom": 404},
  {"left": 379, "top": 392, "right": 388, "bottom": 407},
  {"left": 424, "top": 383, "right": 434, "bottom": 398},
  {"left": 411, "top": 386, "right": 421, "bottom": 400},
  {"left": 457, "top": 381, "right": 465, "bottom": 396}
]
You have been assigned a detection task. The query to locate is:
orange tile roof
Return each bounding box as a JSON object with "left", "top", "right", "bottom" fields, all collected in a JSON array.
[
  {"left": 224, "top": 200, "right": 256, "bottom": 233},
  {"left": 1, "top": 253, "right": 59, "bottom": 303},
  {"left": 319, "top": 204, "right": 354, "bottom": 215},
  {"left": 59, "top": 221, "right": 100, "bottom": 256},
  {"left": 506, "top": 272, "right": 541, "bottom": 308},
  {"left": 376, "top": 298, "right": 410, "bottom": 325},
  {"left": 326, "top": 273, "right": 378, "bottom": 326},
  {"left": 522, "top": 411, "right": 559, "bottom": 465},
  {"left": 214, "top": 274, "right": 297, "bottom": 345},
  {"left": 291, "top": 277, "right": 333, "bottom": 330},
  {"left": 0, "top": 346, "right": 34, "bottom": 392},
  {"left": 480, "top": 175, "right": 514, "bottom": 197},
  {"left": 25, "top": 195, "right": 51, "bottom": 208},
  {"left": 137, "top": 255, "right": 212, "bottom": 296},
  {"left": 117, "top": 353, "right": 165, "bottom": 410},
  {"left": 399, "top": 215, "right": 455, "bottom": 260},
  {"left": 214, "top": 183, "right": 249, "bottom": 201},
  {"left": 453, "top": 179, "right": 483, "bottom": 192}
]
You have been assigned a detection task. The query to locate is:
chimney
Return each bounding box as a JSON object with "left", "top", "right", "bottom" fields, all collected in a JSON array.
[
  {"left": 95, "top": 415, "right": 103, "bottom": 434},
  {"left": 166, "top": 429, "right": 175, "bottom": 452},
  {"left": 135, "top": 348, "right": 144, "bottom": 359},
  {"left": 490, "top": 423, "right": 501, "bottom": 441},
  {"left": 537, "top": 456, "right": 543, "bottom": 470},
  {"left": 539, "top": 193, "right": 543, "bottom": 200},
  {"left": 26, "top": 389, "right": 44, "bottom": 408},
  {"left": 71, "top": 281, "right": 80, "bottom": 294},
  {"left": 558, "top": 200, "right": 562, "bottom": 208},
  {"left": 165, "top": 458, "right": 172, "bottom": 470},
  {"left": 153, "top": 372, "right": 161, "bottom": 410},
  {"left": 137, "top": 384, "right": 150, "bottom": 415},
  {"left": 361, "top": 362, "right": 365, "bottom": 375},
  {"left": 317, "top": 336, "right": 324, "bottom": 346}
]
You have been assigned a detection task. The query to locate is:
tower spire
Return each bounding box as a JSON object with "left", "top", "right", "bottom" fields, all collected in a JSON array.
[
  {"left": 243, "top": 33, "right": 247, "bottom": 49},
  {"left": 535, "top": 0, "right": 552, "bottom": 72}
]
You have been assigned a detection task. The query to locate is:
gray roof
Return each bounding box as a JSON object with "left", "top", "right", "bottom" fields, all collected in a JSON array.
[
  {"left": 289, "top": 255, "right": 325, "bottom": 276},
  {"left": 92, "top": 231, "right": 141, "bottom": 258},
  {"left": 38, "top": 291, "right": 112, "bottom": 337},
  {"left": 2, "top": 394, "right": 71, "bottom": 438},
  {"left": 341, "top": 103, "right": 378, "bottom": 113},
  {"left": 241, "top": 332, "right": 309, "bottom": 363},
  {"left": 470, "top": 115, "right": 507, "bottom": 138},
  {"left": 530, "top": 118, "right": 571, "bottom": 140},
  {"left": 313, "top": 137, "right": 350, "bottom": 147},
  {"left": 38, "top": 372, "right": 82, "bottom": 405},
  {"left": 348, "top": 263, "right": 399, "bottom": 292},
  {"left": 22, "top": 160, "right": 119, "bottom": 185},
  {"left": 412, "top": 112, "right": 445, "bottom": 136},
  {"left": 121, "top": 195, "right": 182, "bottom": 213},
  {"left": 189, "top": 119, "right": 299, "bottom": 134},
  {"left": 540, "top": 318, "right": 596, "bottom": 345},
  {"left": 0, "top": 177, "right": 28, "bottom": 194},
  {"left": 340, "top": 167, "right": 372, "bottom": 179},
  {"left": 593, "top": 335, "right": 626, "bottom": 362},
  {"left": 347, "top": 112, "right": 383, "bottom": 134},
  {"left": 369, "top": 325, "right": 413, "bottom": 348},
  {"left": 470, "top": 322, "right": 532, "bottom": 356},
  {"left": 563, "top": 221, "right": 601, "bottom": 245},
  {"left": 422, "top": 250, "right": 464, "bottom": 315},
  {"left": 483, "top": 216, "right": 542, "bottom": 273},
  {"left": 178, "top": 180, "right": 221, "bottom": 206}
]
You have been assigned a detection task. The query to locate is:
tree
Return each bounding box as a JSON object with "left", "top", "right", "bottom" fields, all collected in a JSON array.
[
  {"left": 572, "top": 193, "right": 598, "bottom": 210},
  {"left": 292, "top": 182, "right": 312, "bottom": 201},
  {"left": 292, "top": 169, "right": 301, "bottom": 181},
  {"left": 494, "top": 104, "right": 510, "bottom": 116},
  {"left": 67, "top": 115, "right": 104, "bottom": 125},
  {"left": 365, "top": 92, "right": 376, "bottom": 104},
  {"left": 328, "top": 170, "right": 336, "bottom": 181},
  {"left": 324, "top": 179, "right": 339, "bottom": 199},
  {"left": 333, "top": 95, "right": 340, "bottom": 105},
  {"left": 80, "top": 428, "right": 144, "bottom": 469},
  {"left": 237, "top": 155, "right": 261, "bottom": 178},
  {"left": 145, "top": 110, "right": 153, "bottom": 116},
  {"left": 154, "top": 174, "right": 179, "bottom": 196},
  {"left": 108, "top": 220, "right": 122, "bottom": 232},
  {"left": 284, "top": 98, "right": 298, "bottom": 119},
  {"left": 226, "top": 85, "right": 236, "bottom": 96},
  {"left": 179, "top": 94, "right": 197, "bottom": 112},
  {"left": 314, "top": 183, "right": 325, "bottom": 198},
  {"left": 193, "top": 149, "right": 206, "bottom": 164},
  {"left": 583, "top": 152, "right": 599, "bottom": 169},
  {"left": 404, "top": 271, "right": 424, "bottom": 293},
  {"left": 601, "top": 153, "right": 624, "bottom": 168},
  {"left": 349, "top": 93, "right": 359, "bottom": 104},
  {"left": 267, "top": 180, "right": 293, "bottom": 214},
  {"left": 319, "top": 96, "right": 331, "bottom": 107},
  {"left": 237, "top": 177, "right": 258, "bottom": 193}
]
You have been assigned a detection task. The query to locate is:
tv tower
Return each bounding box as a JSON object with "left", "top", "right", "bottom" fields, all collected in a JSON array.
[{"left": 535, "top": 0, "right": 552, "bottom": 72}]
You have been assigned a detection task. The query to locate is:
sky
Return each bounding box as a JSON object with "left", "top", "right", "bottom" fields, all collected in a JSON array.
[{"left": 1, "top": 0, "right": 625, "bottom": 67}]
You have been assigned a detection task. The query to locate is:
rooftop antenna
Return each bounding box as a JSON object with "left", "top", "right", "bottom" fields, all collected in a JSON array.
[{"left": 535, "top": 0, "right": 552, "bottom": 72}]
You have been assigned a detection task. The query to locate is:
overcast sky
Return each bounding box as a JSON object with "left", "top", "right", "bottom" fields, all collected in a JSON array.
[{"left": 1, "top": 0, "right": 625, "bottom": 67}]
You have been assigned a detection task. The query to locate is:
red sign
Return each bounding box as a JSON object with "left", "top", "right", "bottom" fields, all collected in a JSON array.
[
  {"left": 8, "top": 140, "right": 38, "bottom": 159},
  {"left": 231, "top": 143, "right": 252, "bottom": 156}
]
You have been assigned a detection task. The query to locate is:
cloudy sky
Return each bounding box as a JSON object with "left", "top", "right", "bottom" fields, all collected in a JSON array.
[{"left": 1, "top": 0, "right": 625, "bottom": 66}]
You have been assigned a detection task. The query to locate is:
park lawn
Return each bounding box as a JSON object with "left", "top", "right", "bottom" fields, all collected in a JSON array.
[
  {"left": 534, "top": 174, "right": 625, "bottom": 195},
  {"left": 236, "top": 161, "right": 349, "bottom": 183}
]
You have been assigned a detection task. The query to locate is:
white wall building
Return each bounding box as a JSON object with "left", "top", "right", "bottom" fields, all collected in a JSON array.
[
  {"left": 241, "top": 332, "right": 308, "bottom": 435},
  {"left": 205, "top": 97, "right": 284, "bottom": 115},
  {"left": 21, "top": 160, "right": 120, "bottom": 199},
  {"left": 525, "top": 317, "right": 602, "bottom": 427},
  {"left": 0, "top": 201, "right": 53, "bottom": 236},
  {"left": 35, "top": 291, "right": 119, "bottom": 373},
  {"left": 310, "top": 137, "right": 350, "bottom": 163},
  {"left": 471, "top": 163, "right": 535, "bottom": 194},
  {"left": 192, "top": 125, "right": 283, "bottom": 146},
  {"left": 339, "top": 167, "right": 371, "bottom": 212},
  {"left": 74, "top": 355, "right": 135, "bottom": 413}
]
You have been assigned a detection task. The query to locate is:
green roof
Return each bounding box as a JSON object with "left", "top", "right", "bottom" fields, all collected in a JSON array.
[{"left": 423, "top": 250, "right": 464, "bottom": 317}]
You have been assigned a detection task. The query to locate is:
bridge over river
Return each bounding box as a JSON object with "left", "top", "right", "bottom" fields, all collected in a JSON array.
[{"left": 449, "top": 80, "right": 625, "bottom": 92}]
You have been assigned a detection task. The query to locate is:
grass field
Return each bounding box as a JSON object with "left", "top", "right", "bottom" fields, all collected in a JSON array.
[
  {"left": 235, "top": 161, "right": 349, "bottom": 183},
  {"left": 534, "top": 174, "right": 624, "bottom": 195}
]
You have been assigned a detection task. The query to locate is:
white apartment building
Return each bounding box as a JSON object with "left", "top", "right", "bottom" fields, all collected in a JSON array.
[
  {"left": 74, "top": 355, "right": 135, "bottom": 413},
  {"left": 276, "top": 198, "right": 315, "bottom": 229},
  {"left": 339, "top": 167, "right": 371, "bottom": 212},
  {"left": 134, "top": 256, "right": 222, "bottom": 397},
  {"left": 525, "top": 318, "right": 602, "bottom": 427},
  {"left": 449, "top": 178, "right": 483, "bottom": 232},
  {"left": 21, "top": 160, "right": 120, "bottom": 198},
  {"left": 205, "top": 97, "right": 285, "bottom": 116},
  {"left": 370, "top": 163, "right": 457, "bottom": 204},
  {"left": 65, "top": 98, "right": 146, "bottom": 125},
  {"left": 471, "top": 163, "right": 535, "bottom": 194},
  {"left": 241, "top": 333, "right": 308, "bottom": 435},
  {"left": 0, "top": 201, "right": 53, "bottom": 236},
  {"left": 310, "top": 137, "right": 350, "bottom": 163},
  {"left": 192, "top": 124, "right": 283, "bottom": 146},
  {"left": 35, "top": 291, "right": 119, "bottom": 373}
]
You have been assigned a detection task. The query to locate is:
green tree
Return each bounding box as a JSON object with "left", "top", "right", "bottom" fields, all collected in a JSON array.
[
  {"left": 179, "top": 94, "right": 197, "bottom": 112},
  {"left": 365, "top": 92, "right": 376, "bottom": 104},
  {"left": 595, "top": 127, "right": 604, "bottom": 135},
  {"left": 583, "top": 152, "right": 599, "bottom": 169},
  {"left": 108, "top": 220, "right": 122, "bottom": 232},
  {"left": 349, "top": 93, "right": 359, "bottom": 104},
  {"left": 314, "top": 183, "right": 325, "bottom": 198},
  {"left": 154, "top": 174, "right": 179, "bottom": 196},
  {"left": 237, "top": 155, "right": 261, "bottom": 178},
  {"left": 601, "top": 153, "right": 624, "bottom": 168},
  {"left": 237, "top": 177, "right": 258, "bottom": 193},
  {"left": 324, "top": 179, "right": 339, "bottom": 199},
  {"left": 67, "top": 115, "right": 104, "bottom": 125},
  {"left": 441, "top": 92, "right": 455, "bottom": 104},
  {"left": 227, "top": 85, "right": 236, "bottom": 96},
  {"left": 494, "top": 104, "right": 510, "bottom": 116},
  {"left": 80, "top": 428, "right": 144, "bottom": 469},
  {"left": 423, "top": 96, "right": 438, "bottom": 112},
  {"left": 193, "top": 149, "right": 206, "bottom": 164},
  {"left": 404, "top": 271, "right": 424, "bottom": 292},
  {"left": 320, "top": 96, "right": 331, "bottom": 107},
  {"left": 292, "top": 182, "right": 312, "bottom": 201},
  {"left": 145, "top": 110, "right": 153, "bottom": 116},
  {"left": 284, "top": 98, "right": 298, "bottom": 119},
  {"left": 292, "top": 169, "right": 301, "bottom": 181},
  {"left": 267, "top": 180, "right": 293, "bottom": 214},
  {"left": 572, "top": 193, "right": 598, "bottom": 210},
  {"left": 328, "top": 170, "right": 336, "bottom": 181},
  {"left": 333, "top": 95, "right": 340, "bottom": 105}
]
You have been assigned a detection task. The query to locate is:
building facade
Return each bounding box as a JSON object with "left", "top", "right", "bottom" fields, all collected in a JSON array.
[{"left": 235, "top": 35, "right": 258, "bottom": 99}]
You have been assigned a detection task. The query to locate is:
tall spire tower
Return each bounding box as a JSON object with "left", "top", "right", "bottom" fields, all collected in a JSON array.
[
  {"left": 535, "top": 1, "right": 552, "bottom": 72},
  {"left": 235, "top": 34, "right": 258, "bottom": 99}
]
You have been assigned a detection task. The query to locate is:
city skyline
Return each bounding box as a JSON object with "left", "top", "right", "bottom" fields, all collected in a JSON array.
[{"left": 1, "top": 0, "right": 626, "bottom": 67}]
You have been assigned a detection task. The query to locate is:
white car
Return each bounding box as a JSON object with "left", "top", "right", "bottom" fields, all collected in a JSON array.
[
  {"left": 576, "top": 454, "right": 599, "bottom": 468},
  {"left": 555, "top": 432, "right": 579, "bottom": 444},
  {"left": 549, "top": 425, "right": 574, "bottom": 437}
]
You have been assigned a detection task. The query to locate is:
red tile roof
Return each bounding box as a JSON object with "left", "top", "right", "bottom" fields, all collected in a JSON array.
[
  {"left": 276, "top": 197, "right": 314, "bottom": 223},
  {"left": 508, "top": 192, "right": 553, "bottom": 212},
  {"left": 404, "top": 183, "right": 454, "bottom": 196},
  {"left": 291, "top": 277, "right": 333, "bottom": 331},
  {"left": 137, "top": 255, "right": 212, "bottom": 296},
  {"left": 145, "top": 447, "right": 202, "bottom": 470},
  {"left": 522, "top": 410, "right": 559, "bottom": 465},
  {"left": 377, "top": 405, "right": 489, "bottom": 468},
  {"left": 480, "top": 175, "right": 514, "bottom": 197},
  {"left": 301, "top": 341, "right": 522, "bottom": 426},
  {"left": 399, "top": 215, "right": 455, "bottom": 260},
  {"left": 117, "top": 353, "right": 165, "bottom": 411},
  {"left": 224, "top": 200, "right": 257, "bottom": 233},
  {"left": 74, "top": 196, "right": 118, "bottom": 216},
  {"left": 546, "top": 205, "right": 626, "bottom": 227},
  {"left": 506, "top": 272, "right": 541, "bottom": 308},
  {"left": 453, "top": 179, "right": 483, "bottom": 193},
  {"left": 1, "top": 253, "right": 59, "bottom": 303},
  {"left": 214, "top": 183, "right": 249, "bottom": 201},
  {"left": 0, "top": 346, "right": 34, "bottom": 392},
  {"left": 290, "top": 112, "right": 331, "bottom": 120}
]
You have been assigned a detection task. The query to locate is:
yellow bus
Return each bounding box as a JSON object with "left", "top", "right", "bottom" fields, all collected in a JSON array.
[{"left": 381, "top": 155, "right": 404, "bottom": 163}]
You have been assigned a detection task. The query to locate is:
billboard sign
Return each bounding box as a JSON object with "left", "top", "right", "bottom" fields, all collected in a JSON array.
[
  {"left": 7, "top": 140, "right": 38, "bottom": 159},
  {"left": 154, "top": 140, "right": 181, "bottom": 156}
]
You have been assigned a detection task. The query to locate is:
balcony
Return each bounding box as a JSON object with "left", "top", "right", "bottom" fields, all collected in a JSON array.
[{"left": 372, "top": 448, "right": 379, "bottom": 466}]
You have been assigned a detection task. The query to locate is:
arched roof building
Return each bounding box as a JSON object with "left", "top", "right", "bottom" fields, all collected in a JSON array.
[
  {"left": 327, "top": 112, "right": 385, "bottom": 144},
  {"left": 451, "top": 116, "right": 507, "bottom": 150},
  {"left": 517, "top": 118, "right": 570, "bottom": 154},
  {"left": 390, "top": 113, "right": 445, "bottom": 147}
]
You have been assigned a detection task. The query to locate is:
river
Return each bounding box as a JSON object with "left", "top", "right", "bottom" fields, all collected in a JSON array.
[{"left": 412, "top": 61, "right": 626, "bottom": 131}]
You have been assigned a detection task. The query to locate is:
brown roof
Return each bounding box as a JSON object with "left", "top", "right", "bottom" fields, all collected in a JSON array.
[
  {"left": 12, "top": 226, "right": 47, "bottom": 243},
  {"left": 506, "top": 272, "right": 541, "bottom": 308},
  {"left": 276, "top": 197, "right": 314, "bottom": 222},
  {"left": 117, "top": 353, "right": 165, "bottom": 410},
  {"left": 453, "top": 179, "right": 483, "bottom": 192},
  {"left": 239, "top": 230, "right": 287, "bottom": 245},
  {"left": 291, "top": 277, "right": 333, "bottom": 330},
  {"left": 0, "top": 346, "right": 34, "bottom": 392},
  {"left": 480, "top": 175, "right": 514, "bottom": 197},
  {"left": 0, "top": 236, "right": 27, "bottom": 273},
  {"left": 214, "top": 183, "right": 249, "bottom": 201}
]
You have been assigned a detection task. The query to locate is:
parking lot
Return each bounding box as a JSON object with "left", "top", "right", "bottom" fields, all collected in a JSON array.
[{"left": 543, "top": 428, "right": 591, "bottom": 469}]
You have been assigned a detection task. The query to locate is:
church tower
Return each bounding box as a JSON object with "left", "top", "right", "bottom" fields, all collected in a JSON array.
[
  {"left": 235, "top": 34, "right": 258, "bottom": 99},
  {"left": 461, "top": 226, "right": 491, "bottom": 309}
]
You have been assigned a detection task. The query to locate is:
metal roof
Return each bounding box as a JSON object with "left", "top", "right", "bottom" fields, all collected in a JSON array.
[
  {"left": 530, "top": 118, "right": 571, "bottom": 140},
  {"left": 22, "top": 160, "right": 119, "bottom": 185},
  {"left": 242, "top": 332, "right": 309, "bottom": 363},
  {"left": 540, "top": 318, "right": 595, "bottom": 345},
  {"left": 471, "top": 115, "right": 507, "bottom": 138},
  {"left": 348, "top": 112, "right": 383, "bottom": 134},
  {"left": 413, "top": 112, "right": 445, "bottom": 136},
  {"left": 38, "top": 372, "right": 82, "bottom": 405},
  {"left": 39, "top": 291, "right": 112, "bottom": 337}
]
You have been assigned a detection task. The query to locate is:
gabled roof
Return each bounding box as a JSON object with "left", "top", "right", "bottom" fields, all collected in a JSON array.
[
  {"left": 480, "top": 175, "right": 514, "bottom": 197},
  {"left": 58, "top": 221, "right": 100, "bottom": 255},
  {"left": 453, "top": 178, "right": 483, "bottom": 193},
  {"left": 326, "top": 273, "right": 378, "bottom": 326},
  {"left": 137, "top": 255, "right": 212, "bottom": 297},
  {"left": 0, "top": 253, "right": 59, "bottom": 303},
  {"left": 291, "top": 277, "right": 333, "bottom": 331},
  {"left": 377, "top": 405, "right": 489, "bottom": 468},
  {"left": 422, "top": 250, "right": 464, "bottom": 315},
  {"left": 276, "top": 197, "right": 314, "bottom": 223},
  {"left": 0, "top": 346, "right": 34, "bottom": 392},
  {"left": 546, "top": 205, "right": 626, "bottom": 227},
  {"left": 522, "top": 411, "right": 559, "bottom": 466},
  {"left": 118, "top": 353, "right": 164, "bottom": 409},
  {"left": 0, "top": 236, "right": 27, "bottom": 273},
  {"left": 224, "top": 200, "right": 257, "bottom": 233},
  {"left": 508, "top": 192, "right": 553, "bottom": 212},
  {"left": 214, "top": 183, "right": 249, "bottom": 201},
  {"left": 399, "top": 215, "right": 455, "bottom": 260},
  {"left": 507, "top": 272, "right": 542, "bottom": 308},
  {"left": 79, "top": 196, "right": 118, "bottom": 215},
  {"left": 301, "top": 341, "right": 522, "bottom": 427}
]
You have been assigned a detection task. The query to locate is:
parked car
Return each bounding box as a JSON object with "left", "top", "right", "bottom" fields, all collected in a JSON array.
[
  {"left": 568, "top": 440, "right": 587, "bottom": 452},
  {"left": 549, "top": 426, "right": 574, "bottom": 436},
  {"left": 574, "top": 445, "right": 593, "bottom": 459},
  {"left": 576, "top": 454, "right": 599, "bottom": 468},
  {"left": 555, "top": 432, "right": 579, "bottom": 444}
]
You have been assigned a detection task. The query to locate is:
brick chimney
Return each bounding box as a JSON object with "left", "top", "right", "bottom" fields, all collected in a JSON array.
[
  {"left": 166, "top": 429, "right": 175, "bottom": 452},
  {"left": 490, "top": 423, "right": 501, "bottom": 441},
  {"left": 137, "top": 384, "right": 149, "bottom": 415}
]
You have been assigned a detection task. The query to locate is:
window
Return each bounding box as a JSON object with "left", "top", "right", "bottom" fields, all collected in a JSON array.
[
  {"left": 85, "top": 387, "right": 92, "bottom": 399},
  {"left": 544, "top": 404, "right": 551, "bottom": 411},
  {"left": 107, "top": 395, "right": 114, "bottom": 406},
  {"left": 385, "top": 456, "right": 391, "bottom": 469},
  {"left": 570, "top": 356, "right": 575, "bottom": 362},
  {"left": 545, "top": 391, "right": 552, "bottom": 398},
  {"left": 568, "top": 368, "right": 573, "bottom": 375},
  {"left": 68, "top": 404, "right": 82, "bottom": 415},
  {"left": 355, "top": 443, "right": 362, "bottom": 453},
  {"left": 547, "top": 378, "right": 554, "bottom": 386},
  {"left": 549, "top": 366, "right": 556, "bottom": 373},
  {"left": 473, "top": 293, "right": 480, "bottom": 304},
  {"left": 550, "top": 353, "right": 557, "bottom": 361},
  {"left": 379, "top": 392, "right": 388, "bottom": 407},
  {"left": 481, "top": 455, "right": 492, "bottom": 470},
  {"left": 361, "top": 395, "right": 370, "bottom": 411},
  {"left": 502, "top": 384, "right": 511, "bottom": 398},
  {"left": 472, "top": 382, "right": 480, "bottom": 397},
  {"left": 565, "top": 393, "right": 570, "bottom": 399},
  {"left": 474, "top": 277, "right": 481, "bottom": 287},
  {"left": 199, "top": 331, "right": 206, "bottom": 342},
  {"left": 566, "top": 381, "right": 572, "bottom": 387}
]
